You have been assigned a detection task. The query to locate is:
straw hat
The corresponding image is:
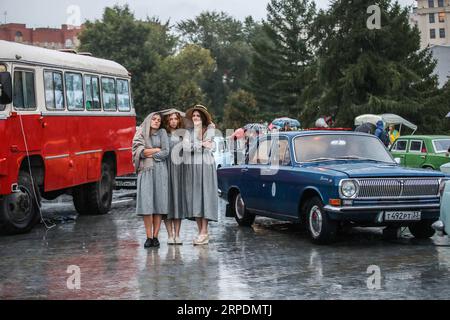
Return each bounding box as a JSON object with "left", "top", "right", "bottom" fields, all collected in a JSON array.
[{"left": 185, "top": 104, "right": 213, "bottom": 126}]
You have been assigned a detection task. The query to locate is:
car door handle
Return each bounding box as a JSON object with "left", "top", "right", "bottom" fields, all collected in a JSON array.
[{"left": 241, "top": 168, "right": 248, "bottom": 173}]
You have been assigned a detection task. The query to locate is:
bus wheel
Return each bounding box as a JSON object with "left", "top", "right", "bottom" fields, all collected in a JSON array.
[
  {"left": 0, "top": 171, "right": 40, "bottom": 235},
  {"left": 73, "top": 162, "right": 115, "bottom": 215}
]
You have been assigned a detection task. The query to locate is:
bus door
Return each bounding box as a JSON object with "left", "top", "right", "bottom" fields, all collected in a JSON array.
[{"left": 10, "top": 65, "right": 43, "bottom": 163}]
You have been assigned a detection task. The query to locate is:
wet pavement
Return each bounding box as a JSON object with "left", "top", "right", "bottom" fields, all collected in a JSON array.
[{"left": 1, "top": 190, "right": 450, "bottom": 299}]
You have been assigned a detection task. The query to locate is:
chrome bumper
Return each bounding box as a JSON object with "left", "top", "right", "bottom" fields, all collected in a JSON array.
[{"left": 324, "top": 203, "right": 440, "bottom": 213}]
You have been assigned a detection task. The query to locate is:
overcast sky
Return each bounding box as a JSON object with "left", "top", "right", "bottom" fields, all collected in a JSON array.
[{"left": 1, "top": 0, "right": 416, "bottom": 28}]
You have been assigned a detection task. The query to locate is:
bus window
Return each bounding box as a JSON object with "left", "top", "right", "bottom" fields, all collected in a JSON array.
[
  {"left": 117, "top": 79, "right": 130, "bottom": 112},
  {"left": 85, "top": 75, "right": 101, "bottom": 111},
  {"left": 101, "top": 77, "right": 116, "bottom": 111},
  {"left": 65, "top": 72, "right": 84, "bottom": 110},
  {"left": 44, "top": 71, "right": 65, "bottom": 110},
  {"left": 13, "top": 70, "right": 36, "bottom": 109}
]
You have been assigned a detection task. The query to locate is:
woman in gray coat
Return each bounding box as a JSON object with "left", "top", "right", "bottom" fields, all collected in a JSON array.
[
  {"left": 183, "top": 105, "right": 218, "bottom": 245},
  {"left": 132, "top": 112, "right": 169, "bottom": 248},
  {"left": 162, "top": 109, "right": 185, "bottom": 245}
]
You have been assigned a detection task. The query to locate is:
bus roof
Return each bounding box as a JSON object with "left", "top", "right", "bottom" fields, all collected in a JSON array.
[{"left": 0, "top": 40, "right": 130, "bottom": 78}]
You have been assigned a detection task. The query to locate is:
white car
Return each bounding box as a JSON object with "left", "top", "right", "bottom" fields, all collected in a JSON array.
[
  {"left": 441, "top": 162, "right": 450, "bottom": 174},
  {"left": 212, "top": 136, "right": 233, "bottom": 169}
]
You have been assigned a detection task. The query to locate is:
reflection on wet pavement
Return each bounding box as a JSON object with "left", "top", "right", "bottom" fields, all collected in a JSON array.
[{"left": 1, "top": 192, "right": 450, "bottom": 299}]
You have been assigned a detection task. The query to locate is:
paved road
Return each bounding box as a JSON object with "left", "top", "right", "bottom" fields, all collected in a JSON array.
[{"left": 1, "top": 191, "right": 450, "bottom": 299}]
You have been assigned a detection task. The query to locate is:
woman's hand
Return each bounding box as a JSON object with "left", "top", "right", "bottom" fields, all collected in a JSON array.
[
  {"left": 143, "top": 148, "right": 160, "bottom": 158},
  {"left": 202, "top": 140, "right": 213, "bottom": 149}
]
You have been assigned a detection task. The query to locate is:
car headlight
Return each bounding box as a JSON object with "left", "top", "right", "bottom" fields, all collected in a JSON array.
[{"left": 340, "top": 180, "right": 359, "bottom": 198}]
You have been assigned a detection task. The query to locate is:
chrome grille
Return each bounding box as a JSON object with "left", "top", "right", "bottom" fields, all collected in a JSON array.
[{"left": 356, "top": 178, "right": 440, "bottom": 199}]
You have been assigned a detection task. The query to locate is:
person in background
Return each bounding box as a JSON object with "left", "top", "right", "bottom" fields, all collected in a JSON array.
[
  {"left": 388, "top": 124, "right": 400, "bottom": 145},
  {"left": 132, "top": 112, "right": 170, "bottom": 248},
  {"left": 375, "top": 120, "right": 390, "bottom": 147},
  {"left": 282, "top": 122, "right": 291, "bottom": 131}
]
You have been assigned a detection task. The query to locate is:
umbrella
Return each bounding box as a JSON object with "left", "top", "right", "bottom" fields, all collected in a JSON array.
[
  {"left": 271, "top": 117, "right": 301, "bottom": 130},
  {"left": 243, "top": 123, "right": 268, "bottom": 134}
]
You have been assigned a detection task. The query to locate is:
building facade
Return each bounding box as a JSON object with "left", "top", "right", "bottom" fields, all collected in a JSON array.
[
  {"left": 0, "top": 23, "right": 82, "bottom": 49},
  {"left": 413, "top": 0, "right": 450, "bottom": 49}
]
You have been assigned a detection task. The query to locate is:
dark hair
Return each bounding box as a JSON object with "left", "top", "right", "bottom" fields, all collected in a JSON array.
[
  {"left": 149, "top": 112, "right": 162, "bottom": 133},
  {"left": 192, "top": 110, "right": 208, "bottom": 128}
]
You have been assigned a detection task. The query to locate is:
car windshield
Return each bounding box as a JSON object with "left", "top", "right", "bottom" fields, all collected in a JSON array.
[
  {"left": 294, "top": 134, "right": 395, "bottom": 163},
  {"left": 433, "top": 139, "right": 450, "bottom": 153}
]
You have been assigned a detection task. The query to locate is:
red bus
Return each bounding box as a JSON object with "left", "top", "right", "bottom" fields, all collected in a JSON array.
[{"left": 0, "top": 40, "right": 136, "bottom": 234}]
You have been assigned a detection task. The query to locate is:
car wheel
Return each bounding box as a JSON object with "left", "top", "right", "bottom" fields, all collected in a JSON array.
[
  {"left": 305, "top": 197, "right": 337, "bottom": 244},
  {"left": 409, "top": 220, "right": 436, "bottom": 239},
  {"left": 232, "top": 192, "right": 255, "bottom": 227},
  {"left": 0, "top": 171, "right": 41, "bottom": 235}
]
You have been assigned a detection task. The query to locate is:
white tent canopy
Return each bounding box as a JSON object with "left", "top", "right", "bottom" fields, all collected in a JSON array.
[{"left": 354, "top": 113, "right": 417, "bottom": 134}]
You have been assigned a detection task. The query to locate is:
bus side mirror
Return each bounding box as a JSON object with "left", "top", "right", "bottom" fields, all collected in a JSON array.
[{"left": 0, "top": 72, "right": 12, "bottom": 104}]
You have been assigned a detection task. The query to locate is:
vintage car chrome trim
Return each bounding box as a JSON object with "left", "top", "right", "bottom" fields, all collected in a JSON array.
[
  {"left": 354, "top": 177, "right": 440, "bottom": 199},
  {"left": 324, "top": 203, "right": 440, "bottom": 213}
]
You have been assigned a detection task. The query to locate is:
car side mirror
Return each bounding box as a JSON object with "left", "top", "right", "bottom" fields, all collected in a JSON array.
[
  {"left": 394, "top": 157, "right": 401, "bottom": 164},
  {"left": 0, "top": 72, "right": 12, "bottom": 104}
]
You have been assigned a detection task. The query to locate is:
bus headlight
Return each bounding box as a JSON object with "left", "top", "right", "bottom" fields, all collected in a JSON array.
[{"left": 340, "top": 180, "right": 359, "bottom": 199}]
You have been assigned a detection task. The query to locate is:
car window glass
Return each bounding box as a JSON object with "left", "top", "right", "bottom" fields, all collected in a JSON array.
[
  {"left": 101, "top": 77, "right": 116, "bottom": 111},
  {"left": 270, "top": 139, "right": 290, "bottom": 166},
  {"left": 65, "top": 72, "right": 84, "bottom": 110},
  {"left": 13, "top": 70, "right": 36, "bottom": 109},
  {"left": 393, "top": 140, "right": 407, "bottom": 151},
  {"left": 433, "top": 139, "right": 450, "bottom": 153},
  {"left": 250, "top": 139, "right": 271, "bottom": 164},
  {"left": 117, "top": 79, "right": 130, "bottom": 111},
  {"left": 45, "top": 71, "right": 65, "bottom": 110},
  {"left": 410, "top": 141, "right": 422, "bottom": 152}
]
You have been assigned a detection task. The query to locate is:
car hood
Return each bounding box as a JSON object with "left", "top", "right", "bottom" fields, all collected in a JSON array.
[{"left": 315, "top": 162, "right": 445, "bottom": 178}]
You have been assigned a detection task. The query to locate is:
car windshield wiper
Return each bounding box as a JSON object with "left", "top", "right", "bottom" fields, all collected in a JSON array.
[
  {"left": 304, "top": 157, "right": 337, "bottom": 163},
  {"left": 335, "top": 156, "right": 394, "bottom": 163}
]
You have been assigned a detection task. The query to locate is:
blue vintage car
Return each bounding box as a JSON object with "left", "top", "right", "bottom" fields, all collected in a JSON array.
[{"left": 218, "top": 131, "right": 448, "bottom": 244}]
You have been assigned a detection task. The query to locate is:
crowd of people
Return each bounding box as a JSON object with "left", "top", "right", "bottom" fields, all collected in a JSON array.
[{"left": 132, "top": 105, "right": 218, "bottom": 248}]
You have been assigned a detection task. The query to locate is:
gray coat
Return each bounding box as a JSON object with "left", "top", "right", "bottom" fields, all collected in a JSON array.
[
  {"left": 182, "top": 126, "right": 218, "bottom": 221},
  {"left": 133, "top": 115, "right": 170, "bottom": 216}
]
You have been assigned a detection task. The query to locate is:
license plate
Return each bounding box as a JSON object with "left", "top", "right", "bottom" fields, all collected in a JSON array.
[{"left": 384, "top": 211, "right": 421, "bottom": 221}]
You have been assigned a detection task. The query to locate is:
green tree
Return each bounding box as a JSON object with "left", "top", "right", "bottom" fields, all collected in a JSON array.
[
  {"left": 78, "top": 5, "right": 177, "bottom": 121},
  {"left": 309, "top": 0, "right": 444, "bottom": 132},
  {"left": 161, "top": 44, "right": 216, "bottom": 109},
  {"left": 223, "top": 90, "right": 259, "bottom": 130},
  {"left": 177, "top": 12, "right": 259, "bottom": 121},
  {"left": 249, "top": 0, "right": 316, "bottom": 120}
]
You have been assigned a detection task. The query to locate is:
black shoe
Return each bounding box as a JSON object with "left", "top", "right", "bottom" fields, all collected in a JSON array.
[
  {"left": 153, "top": 237, "right": 160, "bottom": 248},
  {"left": 144, "top": 238, "right": 153, "bottom": 248}
]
